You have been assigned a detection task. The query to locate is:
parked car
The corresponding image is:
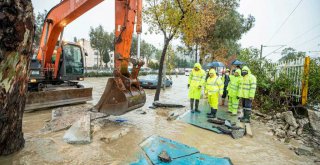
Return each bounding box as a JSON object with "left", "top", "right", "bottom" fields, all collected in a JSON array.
[
  {"left": 139, "top": 75, "right": 172, "bottom": 89},
  {"left": 185, "top": 68, "right": 192, "bottom": 76}
]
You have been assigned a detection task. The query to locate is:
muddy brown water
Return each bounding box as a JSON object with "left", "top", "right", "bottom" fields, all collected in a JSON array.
[{"left": 0, "top": 76, "right": 316, "bottom": 164}]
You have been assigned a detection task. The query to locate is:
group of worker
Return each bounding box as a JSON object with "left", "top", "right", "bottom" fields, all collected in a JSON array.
[{"left": 187, "top": 63, "right": 257, "bottom": 123}]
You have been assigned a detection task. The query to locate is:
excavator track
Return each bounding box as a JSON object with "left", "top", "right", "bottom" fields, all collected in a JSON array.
[{"left": 25, "top": 87, "right": 92, "bottom": 111}]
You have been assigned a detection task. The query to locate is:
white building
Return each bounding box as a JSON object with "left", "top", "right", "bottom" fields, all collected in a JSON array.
[{"left": 77, "top": 39, "right": 100, "bottom": 69}]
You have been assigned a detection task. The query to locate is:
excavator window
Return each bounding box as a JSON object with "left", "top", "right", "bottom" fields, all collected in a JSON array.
[{"left": 63, "top": 44, "right": 84, "bottom": 75}]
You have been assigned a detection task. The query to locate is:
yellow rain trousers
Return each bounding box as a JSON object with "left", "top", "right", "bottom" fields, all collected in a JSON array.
[
  {"left": 205, "top": 76, "right": 223, "bottom": 109},
  {"left": 227, "top": 69, "right": 242, "bottom": 114}
]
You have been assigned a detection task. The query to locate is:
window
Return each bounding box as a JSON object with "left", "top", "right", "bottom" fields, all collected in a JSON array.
[{"left": 63, "top": 44, "right": 84, "bottom": 75}]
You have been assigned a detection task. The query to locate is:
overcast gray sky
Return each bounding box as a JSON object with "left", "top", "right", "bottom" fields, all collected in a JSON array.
[{"left": 32, "top": 0, "right": 320, "bottom": 61}]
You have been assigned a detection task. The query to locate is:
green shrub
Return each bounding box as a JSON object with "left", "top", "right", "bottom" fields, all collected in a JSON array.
[{"left": 308, "top": 57, "right": 320, "bottom": 105}]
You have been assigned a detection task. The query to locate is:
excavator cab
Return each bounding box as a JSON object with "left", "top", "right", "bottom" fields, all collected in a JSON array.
[{"left": 59, "top": 43, "right": 85, "bottom": 82}]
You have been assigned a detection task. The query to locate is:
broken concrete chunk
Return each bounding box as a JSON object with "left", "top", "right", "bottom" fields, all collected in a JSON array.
[
  {"left": 158, "top": 150, "right": 172, "bottom": 162},
  {"left": 282, "top": 111, "right": 299, "bottom": 128},
  {"left": 294, "top": 147, "right": 315, "bottom": 156},
  {"left": 308, "top": 110, "right": 320, "bottom": 137},
  {"left": 275, "top": 129, "right": 286, "bottom": 138},
  {"left": 231, "top": 128, "right": 245, "bottom": 139},
  {"left": 52, "top": 109, "right": 62, "bottom": 120},
  {"left": 63, "top": 114, "right": 91, "bottom": 144},
  {"left": 276, "top": 113, "right": 282, "bottom": 119}
]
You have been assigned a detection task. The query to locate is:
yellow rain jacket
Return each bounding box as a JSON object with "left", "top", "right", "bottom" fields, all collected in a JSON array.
[
  {"left": 227, "top": 69, "right": 242, "bottom": 114},
  {"left": 205, "top": 69, "right": 224, "bottom": 109},
  {"left": 238, "top": 66, "right": 257, "bottom": 99},
  {"left": 188, "top": 63, "right": 206, "bottom": 99},
  {"left": 227, "top": 69, "right": 242, "bottom": 97}
]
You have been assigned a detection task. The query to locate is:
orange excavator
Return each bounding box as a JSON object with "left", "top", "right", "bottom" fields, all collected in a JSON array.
[{"left": 26, "top": 0, "right": 146, "bottom": 115}]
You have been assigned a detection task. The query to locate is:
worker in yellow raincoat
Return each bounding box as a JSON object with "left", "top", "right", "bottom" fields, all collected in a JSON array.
[
  {"left": 188, "top": 63, "right": 206, "bottom": 113},
  {"left": 227, "top": 69, "right": 242, "bottom": 116},
  {"left": 205, "top": 69, "right": 224, "bottom": 118},
  {"left": 238, "top": 66, "right": 257, "bottom": 123}
]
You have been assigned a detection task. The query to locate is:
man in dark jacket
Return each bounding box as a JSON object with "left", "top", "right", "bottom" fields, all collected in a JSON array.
[{"left": 220, "top": 69, "right": 230, "bottom": 106}]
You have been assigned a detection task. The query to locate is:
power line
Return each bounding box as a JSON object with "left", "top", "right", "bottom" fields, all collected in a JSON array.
[
  {"left": 267, "top": 0, "right": 304, "bottom": 44},
  {"left": 264, "top": 45, "right": 287, "bottom": 58},
  {"left": 286, "top": 23, "right": 320, "bottom": 45},
  {"left": 295, "top": 34, "right": 320, "bottom": 48}
]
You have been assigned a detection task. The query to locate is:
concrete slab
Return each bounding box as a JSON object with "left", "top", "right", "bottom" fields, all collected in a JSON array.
[{"left": 63, "top": 113, "right": 91, "bottom": 144}]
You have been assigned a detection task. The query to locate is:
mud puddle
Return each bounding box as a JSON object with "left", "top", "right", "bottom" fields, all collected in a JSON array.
[{"left": 0, "top": 76, "right": 317, "bottom": 164}]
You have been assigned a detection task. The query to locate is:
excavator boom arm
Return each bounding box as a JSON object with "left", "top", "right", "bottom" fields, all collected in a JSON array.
[
  {"left": 33, "top": 0, "right": 146, "bottom": 115},
  {"left": 37, "top": 0, "right": 104, "bottom": 71}
]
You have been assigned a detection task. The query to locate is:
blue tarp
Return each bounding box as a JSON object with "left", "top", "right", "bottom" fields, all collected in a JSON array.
[
  {"left": 130, "top": 155, "right": 149, "bottom": 165},
  {"left": 140, "top": 135, "right": 199, "bottom": 164},
  {"left": 134, "top": 135, "right": 232, "bottom": 165},
  {"left": 168, "top": 153, "right": 232, "bottom": 165},
  {"left": 178, "top": 100, "right": 238, "bottom": 133}
]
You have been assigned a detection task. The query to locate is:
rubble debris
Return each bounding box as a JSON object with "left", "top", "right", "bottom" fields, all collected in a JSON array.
[
  {"left": 99, "top": 127, "right": 130, "bottom": 144},
  {"left": 282, "top": 111, "right": 299, "bottom": 128},
  {"left": 158, "top": 150, "right": 172, "bottom": 162},
  {"left": 308, "top": 109, "right": 320, "bottom": 136},
  {"left": 63, "top": 114, "right": 91, "bottom": 144},
  {"left": 231, "top": 128, "right": 245, "bottom": 139},
  {"left": 153, "top": 101, "right": 185, "bottom": 108},
  {"left": 42, "top": 104, "right": 92, "bottom": 132},
  {"left": 216, "top": 125, "right": 232, "bottom": 134},
  {"left": 208, "top": 119, "right": 225, "bottom": 125},
  {"left": 135, "top": 109, "right": 147, "bottom": 115},
  {"left": 252, "top": 110, "right": 268, "bottom": 118},
  {"left": 294, "top": 147, "right": 315, "bottom": 156}
]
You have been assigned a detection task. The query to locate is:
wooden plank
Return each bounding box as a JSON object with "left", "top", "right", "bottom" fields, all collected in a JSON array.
[{"left": 245, "top": 123, "right": 253, "bottom": 137}]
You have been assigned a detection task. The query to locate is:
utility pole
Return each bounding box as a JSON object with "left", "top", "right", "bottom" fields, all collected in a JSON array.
[{"left": 260, "top": 45, "right": 263, "bottom": 59}]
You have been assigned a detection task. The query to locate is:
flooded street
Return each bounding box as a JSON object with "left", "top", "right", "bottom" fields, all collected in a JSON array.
[{"left": 0, "top": 76, "right": 316, "bottom": 164}]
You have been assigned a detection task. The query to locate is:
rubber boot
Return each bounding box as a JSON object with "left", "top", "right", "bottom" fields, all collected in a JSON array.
[
  {"left": 195, "top": 100, "right": 200, "bottom": 113},
  {"left": 240, "top": 110, "right": 250, "bottom": 123},
  {"left": 207, "top": 109, "right": 217, "bottom": 118},
  {"left": 207, "top": 108, "right": 214, "bottom": 115},
  {"left": 190, "top": 99, "right": 195, "bottom": 113},
  {"left": 243, "top": 110, "right": 251, "bottom": 123}
]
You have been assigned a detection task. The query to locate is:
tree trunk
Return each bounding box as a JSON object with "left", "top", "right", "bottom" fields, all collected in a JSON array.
[
  {"left": 0, "top": 0, "right": 34, "bottom": 155},
  {"left": 154, "top": 39, "right": 170, "bottom": 101},
  {"left": 195, "top": 44, "right": 198, "bottom": 63}
]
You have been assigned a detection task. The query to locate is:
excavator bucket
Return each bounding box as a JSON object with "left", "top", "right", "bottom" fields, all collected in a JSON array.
[
  {"left": 25, "top": 87, "right": 92, "bottom": 111},
  {"left": 94, "top": 78, "right": 146, "bottom": 116}
]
